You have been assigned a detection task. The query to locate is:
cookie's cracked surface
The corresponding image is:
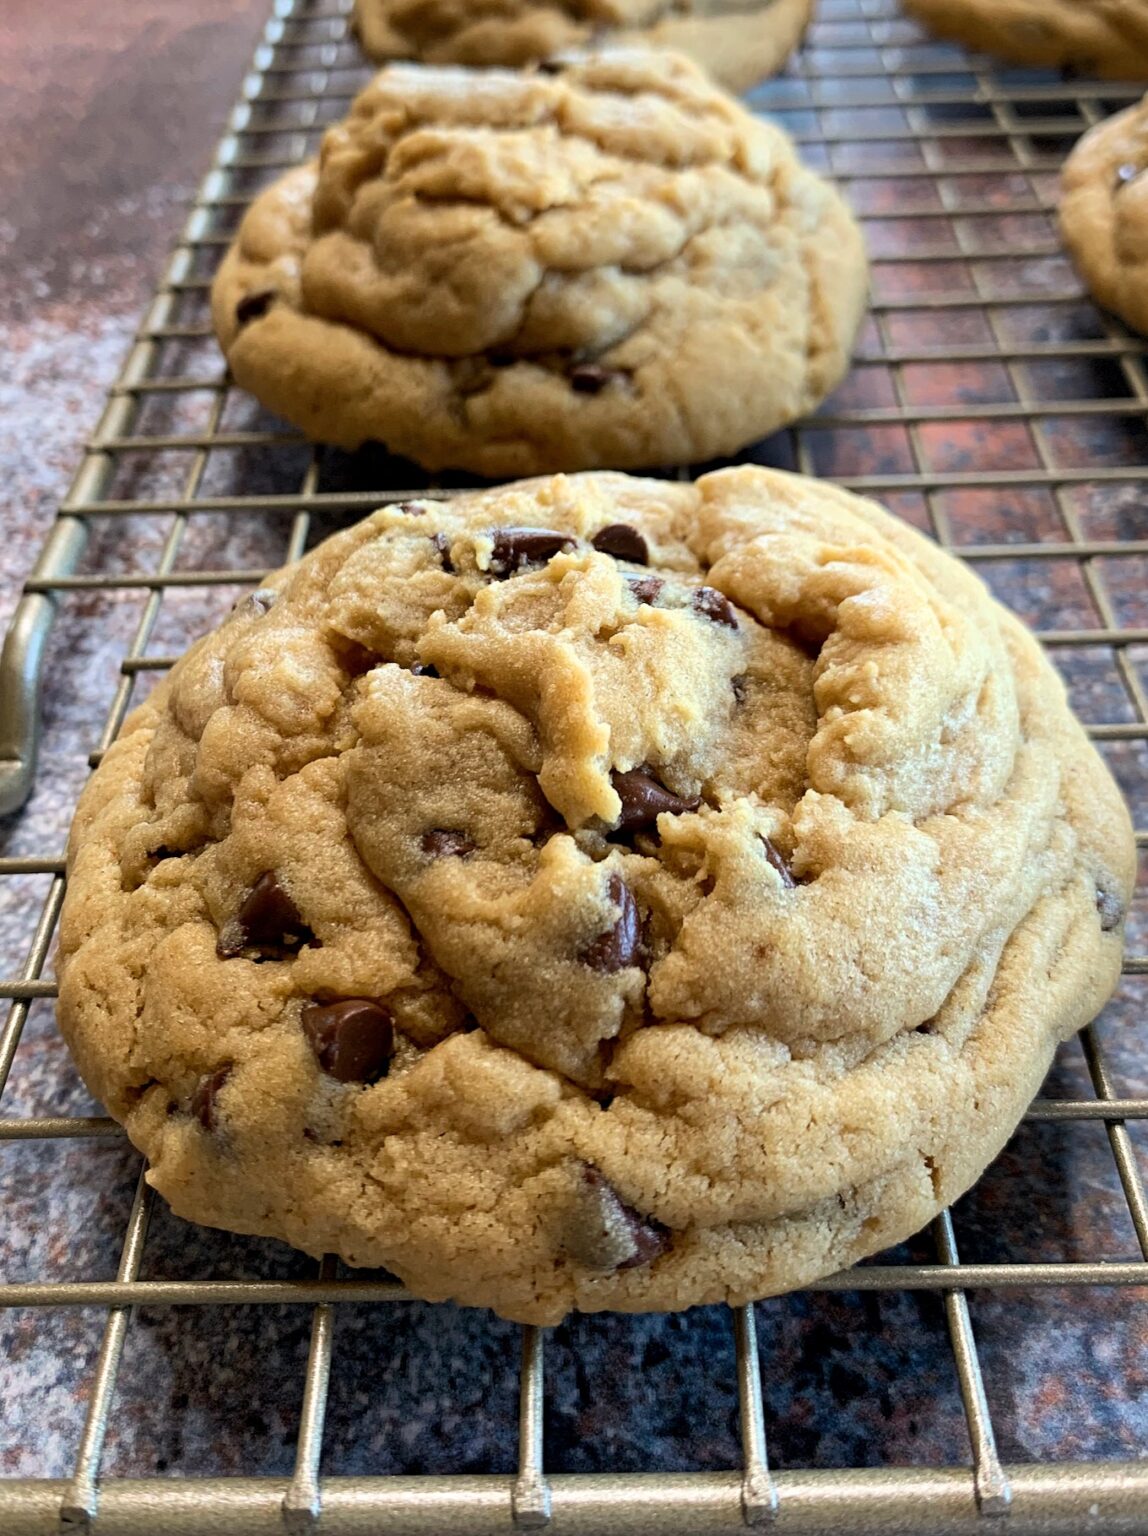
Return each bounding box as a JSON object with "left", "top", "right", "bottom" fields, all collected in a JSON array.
[
  {"left": 904, "top": 0, "right": 1148, "bottom": 77},
  {"left": 1061, "top": 96, "right": 1148, "bottom": 334},
  {"left": 210, "top": 50, "right": 867, "bottom": 477},
  {"left": 350, "top": 0, "right": 814, "bottom": 92},
  {"left": 57, "top": 467, "right": 1133, "bottom": 1323}
]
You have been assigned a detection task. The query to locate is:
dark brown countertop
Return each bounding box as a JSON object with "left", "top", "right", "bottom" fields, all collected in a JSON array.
[{"left": 0, "top": 0, "right": 264, "bottom": 630}]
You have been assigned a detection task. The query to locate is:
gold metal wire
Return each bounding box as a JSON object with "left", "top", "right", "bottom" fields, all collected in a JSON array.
[{"left": 1, "top": 0, "right": 1147, "bottom": 1530}]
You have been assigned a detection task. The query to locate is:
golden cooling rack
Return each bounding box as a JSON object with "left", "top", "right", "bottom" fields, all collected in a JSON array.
[{"left": 1, "top": 0, "right": 1147, "bottom": 1530}]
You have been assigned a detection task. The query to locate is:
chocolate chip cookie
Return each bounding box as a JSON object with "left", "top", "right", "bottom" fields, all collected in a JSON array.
[
  {"left": 903, "top": 0, "right": 1148, "bottom": 77},
  {"left": 351, "top": 0, "right": 814, "bottom": 92},
  {"left": 56, "top": 467, "right": 1133, "bottom": 1323},
  {"left": 211, "top": 50, "right": 867, "bottom": 477},
  {"left": 1061, "top": 97, "right": 1148, "bottom": 334}
]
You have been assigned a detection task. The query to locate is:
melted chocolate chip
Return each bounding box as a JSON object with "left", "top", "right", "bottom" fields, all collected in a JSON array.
[
  {"left": 338, "top": 640, "right": 378, "bottom": 678},
  {"left": 410, "top": 662, "right": 440, "bottom": 678},
  {"left": 761, "top": 836, "right": 796, "bottom": 889},
  {"left": 581, "top": 873, "right": 641, "bottom": 972},
  {"left": 592, "top": 523, "right": 649, "bottom": 564},
  {"left": 611, "top": 768, "right": 699, "bottom": 833},
  {"left": 394, "top": 501, "right": 430, "bottom": 516},
  {"left": 731, "top": 673, "right": 748, "bottom": 705},
  {"left": 302, "top": 999, "right": 394, "bottom": 1084},
  {"left": 231, "top": 588, "right": 277, "bottom": 620},
  {"left": 1097, "top": 883, "right": 1125, "bottom": 932},
  {"left": 421, "top": 829, "right": 476, "bottom": 858},
  {"left": 431, "top": 532, "right": 454, "bottom": 572},
  {"left": 569, "top": 364, "right": 621, "bottom": 394},
  {"left": 625, "top": 573, "right": 664, "bottom": 605},
  {"left": 489, "top": 527, "right": 575, "bottom": 575},
  {"left": 692, "top": 586, "right": 739, "bottom": 630},
  {"left": 566, "top": 1165, "right": 671, "bottom": 1271},
  {"left": 216, "top": 871, "right": 314, "bottom": 960},
  {"left": 189, "top": 1066, "right": 231, "bottom": 1132},
  {"left": 235, "top": 288, "right": 277, "bottom": 327},
  {"left": 1116, "top": 162, "right": 1144, "bottom": 189}
]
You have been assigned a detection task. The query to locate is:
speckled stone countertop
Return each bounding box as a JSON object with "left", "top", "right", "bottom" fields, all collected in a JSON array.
[{"left": 1, "top": 0, "right": 1147, "bottom": 1498}]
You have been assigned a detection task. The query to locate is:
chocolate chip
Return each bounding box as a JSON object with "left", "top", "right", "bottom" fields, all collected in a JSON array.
[
  {"left": 231, "top": 588, "right": 277, "bottom": 619},
  {"left": 565, "top": 1165, "right": 671, "bottom": 1271},
  {"left": 1097, "top": 883, "right": 1125, "bottom": 932},
  {"left": 570, "top": 364, "right": 625, "bottom": 394},
  {"left": 592, "top": 524, "right": 648, "bottom": 564},
  {"left": 731, "top": 673, "right": 748, "bottom": 705},
  {"left": 336, "top": 640, "right": 378, "bottom": 679},
  {"left": 489, "top": 527, "right": 575, "bottom": 575},
  {"left": 581, "top": 873, "right": 641, "bottom": 972},
  {"left": 1116, "top": 162, "right": 1144, "bottom": 188},
  {"left": 302, "top": 999, "right": 394, "bottom": 1084},
  {"left": 394, "top": 501, "right": 430, "bottom": 516},
  {"left": 611, "top": 768, "right": 699, "bottom": 833},
  {"left": 216, "top": 871, "right": 314, "bottom": 960},
  {"left": 431, "top": 532, "right": 454, "bottom": 572},
  {"left": 235, "top": 288, "right": 277, "bottom": 327},
  {"left": 692, "top": 586, "right": 739, "bottom": 630},
  {"left": 761, "top": 836, "right": 796, "bottom": 889},
  {"left": 625, "top": 573, "right": 664, "bottom": 606},
  {"left": 189, "top": 1066, "right": 231, "bottom": 1132},
  {"left": 421, "top": 829, "right": 476, "bottom": 858},
  {"left": 410, "top": 662, "right": 440, "bottom": 678},
  {"left": 1060, "top": 58, "right": 1097, "bottom": 82}
]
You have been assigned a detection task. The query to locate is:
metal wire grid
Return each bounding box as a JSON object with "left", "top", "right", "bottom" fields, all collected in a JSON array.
[{"left": 2, "top": 0, "right": 1148, "bottom": 1530}]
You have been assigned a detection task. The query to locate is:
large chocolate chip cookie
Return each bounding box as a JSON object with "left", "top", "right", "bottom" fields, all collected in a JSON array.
[
  {"left": 57, "top": 467, "right": 1133, "bottom": 1323},
  {"left": 211, "top": 49, "right": 867, "bottom": 477}
]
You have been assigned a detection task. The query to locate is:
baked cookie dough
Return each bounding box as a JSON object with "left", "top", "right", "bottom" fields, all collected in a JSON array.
[
  {"left": 1061, "top": 97, "right": 1148, "bottom": 334},
  {"left": 350, "top": 0, "right": 814, "bottom": 93},
  {"left": 57, "top": 466, "right": 1133, "bottom": 1324},
  {"left": 211, "top": 50, "right": 867, "bottom": 477},
  {"left": 903, "top": 0, "right": 1148, "bottom": 78}
]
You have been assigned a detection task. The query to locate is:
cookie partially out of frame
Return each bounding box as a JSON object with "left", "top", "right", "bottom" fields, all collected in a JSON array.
[
  {"left": 211, "top": 50, "right": 867, "bottom": 478},
  {"left": 57, "top": 466, "right": 1133, "bottom": 1324},
  {"left": 904, "top": 0, "right": 1148, "bottom": 77},
  {"left": 1061, "top": 98, "right": 1148, "bottom": 334},
  {"left": 351, "top": 0, "right": 814, "bottom": 93}
]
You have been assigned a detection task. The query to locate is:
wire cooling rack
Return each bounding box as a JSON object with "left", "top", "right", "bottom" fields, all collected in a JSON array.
[{"left": 2, "top": 0, "right": 1148, "bottom": 1531}]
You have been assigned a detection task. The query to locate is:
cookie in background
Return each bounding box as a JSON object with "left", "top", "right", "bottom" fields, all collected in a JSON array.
[
  {"left": 902, "top": 0, "right": 1148, "bottom": 79},
  {"left": 351, "top": 0, "right": 815, "bottom": 93},
  {"left": 1061, "top": 98, "right": 1148, "bottom": 335},
  {"left": 212, "top": 48, "right": 867, "bottom": 478}
]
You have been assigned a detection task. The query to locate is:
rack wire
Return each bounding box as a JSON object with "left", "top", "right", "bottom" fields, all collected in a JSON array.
[{"left": 1, "top": 0, "right": 1148, "bottom": 1530}]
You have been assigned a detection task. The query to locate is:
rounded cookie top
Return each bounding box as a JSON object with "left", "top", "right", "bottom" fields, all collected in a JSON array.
[
  {"left": 1061, "top": 97, "right": 1148, "bottom": 335},
  {"left": 351, "top": 0, "right": 814, "bottom": 93},
  {"left": 57, "top": 467, "right": 1133, "bottom": 1323},
  {"left": 904, "top": 0, "right": 1148, "bottom": 77},
  {"left": 211, "top": 49, "right": 867, "bottom": 477}
]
